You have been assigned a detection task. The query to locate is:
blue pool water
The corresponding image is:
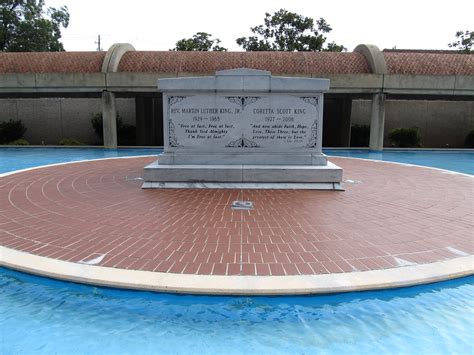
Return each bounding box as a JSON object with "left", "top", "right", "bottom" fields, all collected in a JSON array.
[
  {"left": 0, "top": 147, "right": 472, "bottom": 175},
  {"left": 0, "top": 147, "right": 473, "bottom": 354},
  {"left": 325, "top": 149, "right": 474, "bottom": 175},
  {"left": 0, "top": 147, "right": 163, "bottom": 174},
  {"left": 1, "top": 268, "right": 473, "bottom": 354}
]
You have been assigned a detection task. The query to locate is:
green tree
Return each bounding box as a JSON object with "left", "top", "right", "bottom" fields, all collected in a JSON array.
[
  {"left": 171, "top": 32, "right": 227, "bottom": 51},
  {"left": 236, "top": 9, "right": 345, "bottom": 52},
  {"left": 448, "top": 30, "right": 473, "bottom": 53},
  {"left": 0, "top": 0, "right": 69, "bottom": 52}
]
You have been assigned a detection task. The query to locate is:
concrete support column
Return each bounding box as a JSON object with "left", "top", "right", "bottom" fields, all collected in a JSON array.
[
  {"left": 369, "top": 93, "right": 386, "bottom": 151},
  {"left": 102, "top": 91, "right": 117, "bottom": 148}
]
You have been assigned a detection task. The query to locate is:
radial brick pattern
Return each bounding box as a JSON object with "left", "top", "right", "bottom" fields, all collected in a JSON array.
[{"left": 0, "top": 157, "right": 472, "bottom": 276}]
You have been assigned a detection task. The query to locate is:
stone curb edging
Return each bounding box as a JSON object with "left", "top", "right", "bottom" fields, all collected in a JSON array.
[{"left": 1, "top": 246, "right": 472, "bottom": 295}]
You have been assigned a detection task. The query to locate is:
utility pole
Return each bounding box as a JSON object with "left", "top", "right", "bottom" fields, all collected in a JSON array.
[{"left": 95, "top": 35, "right": 102, "bottom": 51}]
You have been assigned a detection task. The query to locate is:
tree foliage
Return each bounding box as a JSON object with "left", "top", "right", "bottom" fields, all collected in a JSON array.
[
  {"left": 448, "top": 30, "right": 473, "bottom": 53},
  {"left": 171, "top": 32, "right": 227, "bottom": 51},
  {"left": 0, "top": 0, "right": 69, "bottom": 52},
  {"left": 236, "top": 9, "right": 345, "bottom": 52}
]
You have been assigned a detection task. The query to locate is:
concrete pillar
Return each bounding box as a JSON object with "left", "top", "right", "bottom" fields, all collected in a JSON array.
[
  {"left": 355, "top": 44, "right": 388, "bottom": 151},
  {"left": 102, "top": 91, "right": 117, "bottom": 148},
  {"left": 100, "top": 43, "right": 135, "bottom": 149},
  {"left": 369, "top": 93, "right": 386, "bottom": 151}
]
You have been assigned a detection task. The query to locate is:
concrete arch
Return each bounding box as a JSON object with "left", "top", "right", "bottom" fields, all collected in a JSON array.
[
  {"left": 101, "top": 43, "right": 135, "bottom": 73},
  {"left": 101, "top": 43, "right": 135, "bottom": 148},
  {"left": 354, "top": 45, "right": 388, "bottom": 150},
  {"left": 354, "top": 44, "right": 387, "bottom": 74}
]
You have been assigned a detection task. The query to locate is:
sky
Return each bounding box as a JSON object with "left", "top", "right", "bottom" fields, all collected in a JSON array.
[{"left": 44, "top": 0, "right": 473, "bottom": 52}]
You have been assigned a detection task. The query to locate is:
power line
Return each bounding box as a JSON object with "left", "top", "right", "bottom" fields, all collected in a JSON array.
[{"left": 95, "top": 35, "right": 102, "bottom": 51}]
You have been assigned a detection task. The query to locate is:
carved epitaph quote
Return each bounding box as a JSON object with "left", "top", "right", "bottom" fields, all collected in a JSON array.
[{"left": 166, "top": 94, "right": 322, "bottom": 150}]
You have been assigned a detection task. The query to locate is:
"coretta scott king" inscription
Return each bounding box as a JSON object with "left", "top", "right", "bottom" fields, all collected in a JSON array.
[{"left": 166, "top": 94, "right": 322, "bottom": 151}]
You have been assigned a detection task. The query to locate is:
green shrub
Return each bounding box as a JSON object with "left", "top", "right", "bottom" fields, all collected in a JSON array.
[
  {"left": 388, "top": 127, "right": 421, "bottom": 148},
  {"left": 465, "top": 130, "right": 474, "bottom": 148},
  {"left": 0, "top": 119, "right": 27, "bottom": 144},
  {"left": 91, "top": 113, "right": 106, "bottom": 139},
  {"left": 59, "top": 138, "right": 84, "bottom": 146},
  {"left": 8, "top": 138, "right": 29, "bottom": 145},
  {"left": 91, "top": 113, "right": 136, "bottom": 145},
  {"left": 350, "top": 124, "right": 370, "bottom": 147}
]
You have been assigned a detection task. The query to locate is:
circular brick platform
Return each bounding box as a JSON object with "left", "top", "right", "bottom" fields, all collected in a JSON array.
[{"left": 0, "top": 157, "right": 472, "bottom": 294}]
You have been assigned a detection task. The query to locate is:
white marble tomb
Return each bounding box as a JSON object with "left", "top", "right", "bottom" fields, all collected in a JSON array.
[{"left": 142, "top": 69, "right": 343, "bottom": 190}]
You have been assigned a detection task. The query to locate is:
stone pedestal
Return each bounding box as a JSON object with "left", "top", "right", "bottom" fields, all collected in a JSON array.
[{"left": 142, "top": 69, "right": 343, "bottom": 190}]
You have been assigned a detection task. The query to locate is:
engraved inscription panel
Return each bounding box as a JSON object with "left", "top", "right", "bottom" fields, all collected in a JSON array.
[{"left": 166, "top": 93, "right": 322, "bottom": 152}]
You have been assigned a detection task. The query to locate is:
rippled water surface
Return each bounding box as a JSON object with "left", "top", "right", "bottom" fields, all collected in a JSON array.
[{"left": 0, "top": 269, "right": 472, "bottom": 354}]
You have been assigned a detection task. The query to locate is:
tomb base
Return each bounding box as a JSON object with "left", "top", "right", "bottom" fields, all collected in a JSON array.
[{"left": 142, "top": 160, "right": 343, "bottom": 190}]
